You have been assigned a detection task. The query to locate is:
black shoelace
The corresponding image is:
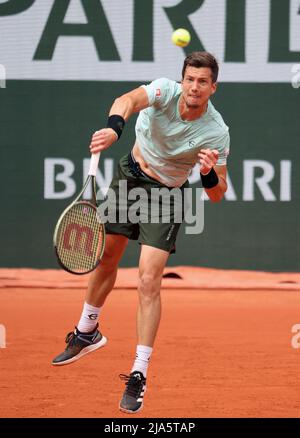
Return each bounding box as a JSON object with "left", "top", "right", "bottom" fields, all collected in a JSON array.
[
  {"left": 64, "top": 330, "right": 85, "bottom": 346},
  {"left": 65, "top": 332, "right": 76, "bottom": 346},
  {"left": 119, "top": 373, "right": 145, "bottom": 398},
  {"left": 65, "top": 325, "right": 98, "bottom": 347}
]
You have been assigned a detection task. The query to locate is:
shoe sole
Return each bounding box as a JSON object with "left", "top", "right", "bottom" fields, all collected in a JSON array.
[
  {"left": 119, "top": 402, "right": 143, "bottom": 414},
  {"left": 52, "top": 336, "right": 107, "bottom": 366}
]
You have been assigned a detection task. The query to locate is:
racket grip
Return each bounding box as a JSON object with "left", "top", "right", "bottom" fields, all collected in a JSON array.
[{"left": 89, "top": 152, "right": 101, "bottom": 176}]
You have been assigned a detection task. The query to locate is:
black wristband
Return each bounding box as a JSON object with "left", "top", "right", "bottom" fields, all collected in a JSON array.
[
  {"left": 107, "top": 115, "right": 125, "bottom": 139},
  {"left": 200, "top": 167, "right": 219, "bottom": 189}
]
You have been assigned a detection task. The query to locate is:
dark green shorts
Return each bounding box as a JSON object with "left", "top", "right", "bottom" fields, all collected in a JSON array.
[{"left": 98, "top": 154, "right": 189, "bottom": 254}]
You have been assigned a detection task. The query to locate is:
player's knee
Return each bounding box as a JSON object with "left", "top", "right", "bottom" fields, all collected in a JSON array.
[{"left": 138, "top": 273, "right": 161, "bottom": 300}]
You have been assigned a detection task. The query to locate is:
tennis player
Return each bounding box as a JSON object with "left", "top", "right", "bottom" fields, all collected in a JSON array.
[{"left": 52, "top": 51, "right": 230, "bottom": 414}]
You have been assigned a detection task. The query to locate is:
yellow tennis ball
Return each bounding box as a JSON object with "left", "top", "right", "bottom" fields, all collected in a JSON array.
[{"left": 172, "top": 28, "right": 191, "bottom": 47}]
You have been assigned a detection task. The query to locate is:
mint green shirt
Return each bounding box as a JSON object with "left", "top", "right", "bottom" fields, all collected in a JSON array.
[{"left": 136, "top": 77, "right": 230, "bottom": 187}]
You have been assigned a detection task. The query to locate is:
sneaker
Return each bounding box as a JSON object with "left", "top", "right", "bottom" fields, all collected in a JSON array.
[
  {"left": 119, "top": 371, "right": 147, "bottom": 413},
  {"left": 52, "top": 323, "right": 107, "bottom": 366}
]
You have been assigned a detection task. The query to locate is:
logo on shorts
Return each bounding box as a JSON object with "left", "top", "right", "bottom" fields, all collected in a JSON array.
[{"left": 166, "top": 224, "right": 176, "bottom": 241}]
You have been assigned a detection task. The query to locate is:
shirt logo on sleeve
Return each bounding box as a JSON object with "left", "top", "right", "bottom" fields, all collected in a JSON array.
[
  {"left": 155, "top": 88, "right": 161, "bottom": 98},
  {"left": 189, "top": 140, "right": 196, "bottom": 148}
]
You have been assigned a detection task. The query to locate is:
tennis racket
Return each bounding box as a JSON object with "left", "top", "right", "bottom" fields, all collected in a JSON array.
[{"left": 53, "top": 152, "right": 105, "bottom": 275}]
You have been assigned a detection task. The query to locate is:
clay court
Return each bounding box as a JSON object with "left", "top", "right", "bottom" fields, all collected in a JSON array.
[{"left": 1, "top": 267, "right": 300, "bottom": 418}]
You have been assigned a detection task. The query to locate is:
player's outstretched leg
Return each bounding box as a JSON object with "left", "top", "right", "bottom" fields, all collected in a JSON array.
[{"left": 52, "top": 234, "right": 128, "bottom": 366}]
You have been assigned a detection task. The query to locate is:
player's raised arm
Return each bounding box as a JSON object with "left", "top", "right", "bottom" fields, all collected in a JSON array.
[
  {"left": 109, "top": 87, "right": 150, "bottom": 119},
  {"left": 90, "top": 87, "right": 150, "bottom": 154}
]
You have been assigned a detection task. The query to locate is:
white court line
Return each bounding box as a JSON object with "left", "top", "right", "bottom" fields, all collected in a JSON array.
[{"left": 0, "top": 324, "right": 6, "bottom": 348}]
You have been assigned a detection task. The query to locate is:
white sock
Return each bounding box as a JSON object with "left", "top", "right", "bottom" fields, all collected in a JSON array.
[
  {"left": 131, "top": 345, "right": 153, "bottom": 378},
  {"left": 77, "top": 302, "right": 101, "bottom": 333}
]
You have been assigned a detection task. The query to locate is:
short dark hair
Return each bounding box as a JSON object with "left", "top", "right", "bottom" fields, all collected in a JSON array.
[{"left": 182, "top": 51, "right": 219, "bottom": 83}]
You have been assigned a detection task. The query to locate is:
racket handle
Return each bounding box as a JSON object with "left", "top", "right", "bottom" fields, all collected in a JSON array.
[{"left": 89, "top": 152, "right": 101, "bottom": 176}]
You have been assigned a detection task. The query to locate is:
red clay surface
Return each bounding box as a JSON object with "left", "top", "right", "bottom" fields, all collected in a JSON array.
[{"left": 1, "top": 287, "right": 300, "bottom": 418}]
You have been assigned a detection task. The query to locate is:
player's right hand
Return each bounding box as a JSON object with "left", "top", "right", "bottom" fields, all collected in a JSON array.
[{"left": 89, "top": 128, "right": 118, "bottom": 153}]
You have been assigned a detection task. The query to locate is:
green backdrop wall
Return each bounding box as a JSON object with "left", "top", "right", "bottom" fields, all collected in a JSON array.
[{"left": 1, "top": 80, "right": 299, "bottom": 271}]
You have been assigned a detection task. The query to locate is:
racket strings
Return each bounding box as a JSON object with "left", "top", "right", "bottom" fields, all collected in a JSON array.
[{"left": 56, "top": 202, "right": 104, "bottom": 273}]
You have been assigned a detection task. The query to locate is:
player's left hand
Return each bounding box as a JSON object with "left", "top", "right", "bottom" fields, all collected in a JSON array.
[{"left": 198, "top": 149, "right": 219, "bottom": 175}]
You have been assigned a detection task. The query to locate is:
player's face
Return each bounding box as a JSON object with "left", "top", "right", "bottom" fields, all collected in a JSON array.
[{"left": 181, "top": 66, "right": 217, "bottom": 108}]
